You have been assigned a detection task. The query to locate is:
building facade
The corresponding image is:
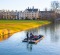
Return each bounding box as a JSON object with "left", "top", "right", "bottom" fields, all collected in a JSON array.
[
  {"left": 0, "top": 7, "right": 59, "bottom": 20},
  {"left": 19, "top": 7, "right": 39, "bottom": 19},
  {"left": 0, "top": 10, "right": 18, "bottom": 20},
  {"left": 39, "top": 11, "right": 55, "bottom": 19}
]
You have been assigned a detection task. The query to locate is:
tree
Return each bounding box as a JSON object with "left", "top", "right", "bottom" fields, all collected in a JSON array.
[{"left": 51, "top": 1, "right": 60, "bottom": 10}]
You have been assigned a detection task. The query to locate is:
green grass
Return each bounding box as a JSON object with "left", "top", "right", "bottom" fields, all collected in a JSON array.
[
  {"left": 0, "top": 20, "right": 50, "bottom": 41},
  {"left": 0, "top": 20, "right": 50, "bottom": 23},
  {"left": 0, "top": 20, "right": 50, "bottom": 34}
]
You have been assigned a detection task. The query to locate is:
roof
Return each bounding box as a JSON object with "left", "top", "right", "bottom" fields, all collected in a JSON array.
[
  {"left": 40, "top": 11, "right": 54, "bottom": 13},
  {"left": 27, "top": 9, "right": 38, "bottom": 12}
]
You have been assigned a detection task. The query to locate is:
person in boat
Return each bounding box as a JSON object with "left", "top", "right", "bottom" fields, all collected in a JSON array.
[
  {"left": 26, "top": 32, "right": 29, "bottom": 41},
  {"left": 34, "top": 35, "right": 38, "bottom": 40},
  {"left": 38, "top": 35, "right": 43, "bottom": 38},
  {"left": 30, "top": 33, "right": 34, "bottom": 40}
]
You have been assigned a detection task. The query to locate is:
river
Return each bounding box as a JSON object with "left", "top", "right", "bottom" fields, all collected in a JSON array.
[{"left": 0, "top": 21, "right": 60, "bottom": 55}]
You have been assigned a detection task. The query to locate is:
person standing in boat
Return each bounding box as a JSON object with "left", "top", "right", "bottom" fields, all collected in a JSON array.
[
  {"left": 30, "top": 33, "right": 34, "bottom": 39},
  {"left": 34, "top": 35, "right": 38, "bottom": 40},
  {"left": 27, "top": 32, "right": 29, "bottom": 41}
]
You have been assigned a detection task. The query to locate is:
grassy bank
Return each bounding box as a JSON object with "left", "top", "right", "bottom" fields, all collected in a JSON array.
[{"left": 0, "top": 20, "right": 50, "bottom": 41}]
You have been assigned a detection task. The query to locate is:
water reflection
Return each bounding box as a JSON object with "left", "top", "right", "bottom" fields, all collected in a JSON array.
[
  {"left": 27, "top": 43, "right": 33, "bottom": 51},
  {"left": 24, "top": 22, "right": 60, "bottom": 53},
  {"left": 26, "top": 22, "right": 60, "bottom": 43},
  {"left": 0, "top": 29, "right": 13, "bottom": 41},
  {"left": 0, "top": 22, "right": 60, "bottom": 55},
  {"left": 49, "top": 22, "right": 60, "bottom": 42},
  {"left": 45, "top": 22, "right": 60, "bottom": 43}
]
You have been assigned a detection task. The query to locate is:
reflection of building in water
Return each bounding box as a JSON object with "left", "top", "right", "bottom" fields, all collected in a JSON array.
[
  {"left": 38, "top": 26, "right": 48, "bottom": 36},
  {"left": 44, "top": 23, "right": 59, "bottom": 42},
  {"left": 39, "top": 22, "right": 60, "bottom": 43},
  {"left": 26, "top": 26, "right": 48, "bottom": 37},
  {"left": 47, "top": 22, "right": 60, "bottom": 42},
  {"left": 37, "top": 22, "right": 60, "bottom": 43},
  {"left": 26, "top": 28, "right": 39, "bottom": 36}
]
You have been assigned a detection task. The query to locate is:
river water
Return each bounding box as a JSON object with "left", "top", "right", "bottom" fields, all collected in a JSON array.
[{"left": 0, "top": 21, "right": 60, "bottom": 55}]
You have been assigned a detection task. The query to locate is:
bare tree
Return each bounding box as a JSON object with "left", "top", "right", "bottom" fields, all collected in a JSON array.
[{"left": 51, "top": 1, "right": 60, "bottom": 10}]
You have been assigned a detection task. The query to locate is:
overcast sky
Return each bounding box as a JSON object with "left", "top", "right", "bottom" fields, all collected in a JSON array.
[{"left": 0, "top": 0, "right": 60, "bottom": 11}]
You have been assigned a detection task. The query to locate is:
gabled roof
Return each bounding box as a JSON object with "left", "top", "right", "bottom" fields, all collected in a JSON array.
[
  {"left": 27, "top": 9, "right": 38, "bottom": 12},
  {"left": 40, "top": 11, "right": 54, "bottom": 13}
]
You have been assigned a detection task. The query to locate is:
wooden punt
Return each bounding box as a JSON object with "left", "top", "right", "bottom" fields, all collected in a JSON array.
[{"left": 22, "top": 35, "right": 44, "bottom": 44}]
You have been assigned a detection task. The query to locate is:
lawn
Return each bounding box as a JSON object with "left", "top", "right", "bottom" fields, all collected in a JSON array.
[{"left": 0, "top": 20, "right": 50, "bottom": 41}]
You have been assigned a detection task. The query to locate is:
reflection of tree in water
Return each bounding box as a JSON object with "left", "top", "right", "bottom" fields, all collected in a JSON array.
[
  {"left": 38, "top": 22, "right": 60, "bottom": 43},
  {"left": 48, "top": 22, "right": 60, "bottom": 42},
  {"left": 0, "top": 29, "right": 12, "bottom": 41},
  {"left": 27, "top": 43, "right": 33, "bottom": 51}
]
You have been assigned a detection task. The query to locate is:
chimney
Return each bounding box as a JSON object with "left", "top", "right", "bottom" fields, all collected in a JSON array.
[
  {"left": 32, "top": 6, "right": 34, "bottom": 9},
  {"left": 45, "top": 8, "right": 47, "bottom": 11},
  {"left": 28, "top": 7, "right": 29, "bottom": 9}
]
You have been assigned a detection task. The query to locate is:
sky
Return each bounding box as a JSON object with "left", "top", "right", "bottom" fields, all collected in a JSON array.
[{"left": 0, "top": 0, "right": 60, "bottom": 11}]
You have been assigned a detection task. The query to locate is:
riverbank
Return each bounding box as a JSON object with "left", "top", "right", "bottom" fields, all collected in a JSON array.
[{"left": 0, "top": 20, "right": 50, "bottom": 41}]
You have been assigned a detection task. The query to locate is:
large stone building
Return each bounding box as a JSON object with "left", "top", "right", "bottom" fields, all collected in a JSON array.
[
  {"left": 0, "top": 10, "right": 18, "bottom": 20},
  {"left": 39, "top": 11, "right": 55, "bottom": 19},
  {"left": 0, "top": 10, "right": 4, "bottom": 19},
  {"left": 19, "top": 7, "right": 39, "bottom": 19},
  {"left": 0, "top": 7, "right": 59, "bottom": 20},
  {"left": 19, "top": 7, "right": 56, "bottom": 20}
]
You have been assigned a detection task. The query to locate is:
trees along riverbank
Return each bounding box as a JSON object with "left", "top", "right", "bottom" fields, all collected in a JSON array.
[{"left": 0, "top": 20, "right": 50, "bottom": 41}]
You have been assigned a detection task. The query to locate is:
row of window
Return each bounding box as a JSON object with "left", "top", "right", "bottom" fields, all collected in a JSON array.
[{"left": 21, "top": 14, "right": 37, "bottom": 17}]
